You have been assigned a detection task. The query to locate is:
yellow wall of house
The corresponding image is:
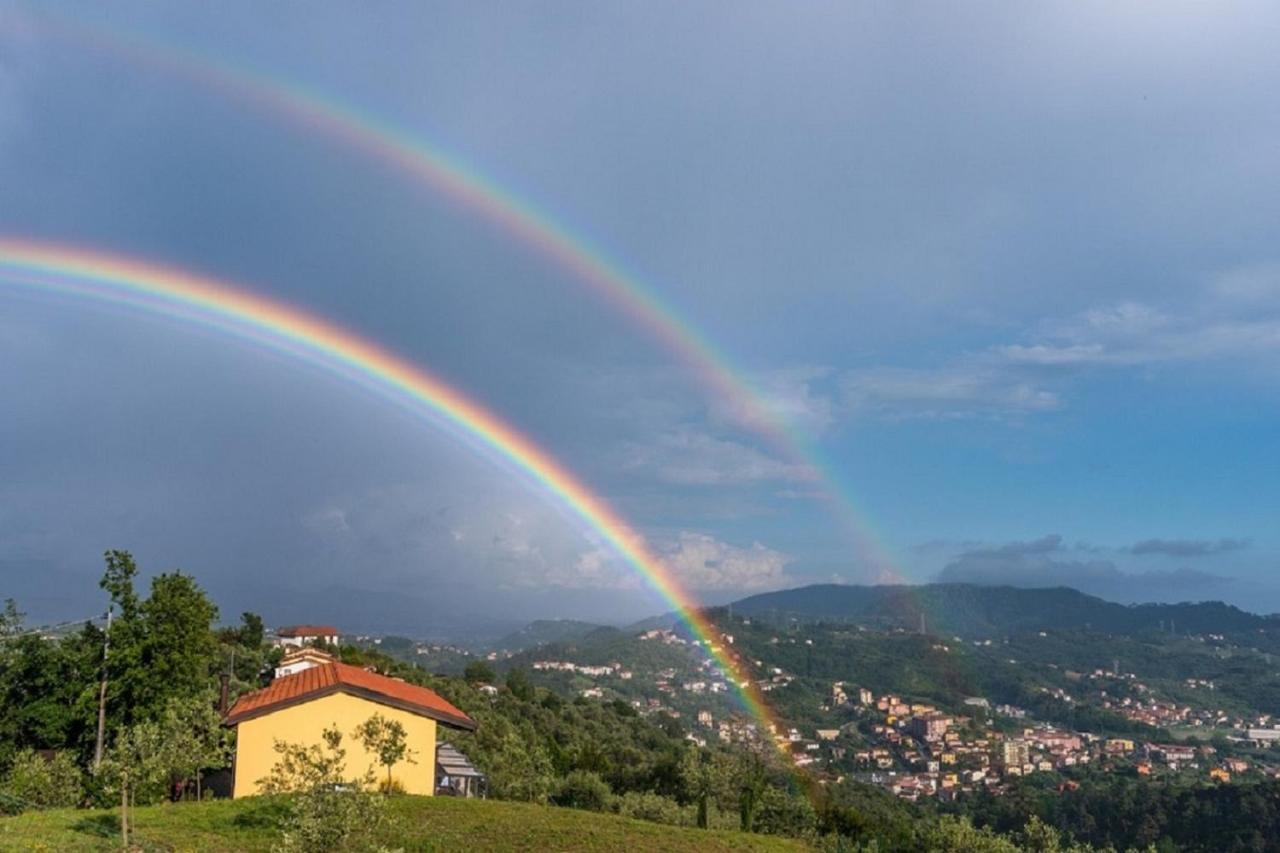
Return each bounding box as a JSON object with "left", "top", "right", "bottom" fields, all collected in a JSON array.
[{"left": 232, "top": 692, "right": 438, "bottom": 798}]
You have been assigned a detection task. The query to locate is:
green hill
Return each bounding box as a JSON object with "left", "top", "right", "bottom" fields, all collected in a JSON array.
[
  {"left": 0, "top": 796, "right": 809, "bottom": 852},
  {"left": 492, "top": 619, "right": 612, "bottom": 652},
  {"left": 730, "top": 583, "right": 1277, "bottom": 640}
]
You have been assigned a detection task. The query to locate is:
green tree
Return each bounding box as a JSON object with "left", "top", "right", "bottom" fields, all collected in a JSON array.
[
  {"left": 156, "top": 692, "right": 234, "bottom": 800},
  {"left": 352, "top": 713, "right": 416, "bottom": 794},
  {"left": 140, "top": 572, "right": 219, "bottom": 706},
  {"left": 680, "top": 748, "right": 716, "bottom": 829},
  {"left": 505, "top": 668, "right": 535, "bottom": 701},
  {"left": 0, "top": 599, "right": 23, "bottom": 638},
  {"left": 463, "top": 661, "right": 496, "bottom": 684},
  {"left": 96, "top": 720, "right": 168, "bottom": 847}
]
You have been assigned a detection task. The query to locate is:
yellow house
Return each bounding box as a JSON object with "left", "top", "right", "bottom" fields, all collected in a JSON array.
[{"left": 224, "top": 660, "right": 476, "bottom": 798}]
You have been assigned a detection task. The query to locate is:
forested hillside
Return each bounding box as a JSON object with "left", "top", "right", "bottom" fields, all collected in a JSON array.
[{"left": 730, "top": 584, "right": 1278, "bottom": 641}]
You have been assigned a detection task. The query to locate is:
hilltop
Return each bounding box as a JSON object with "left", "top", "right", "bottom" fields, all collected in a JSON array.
[
  {"left": 728, "top": 583, "right": 1276, "bottom": 639},
  {"left": 491, "top": 619, "right": 612, "bottom": 652}
]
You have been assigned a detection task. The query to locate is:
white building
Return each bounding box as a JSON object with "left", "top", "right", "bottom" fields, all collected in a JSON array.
[{"left": 274, "top": 624, "right": 340, "bottom": 649}]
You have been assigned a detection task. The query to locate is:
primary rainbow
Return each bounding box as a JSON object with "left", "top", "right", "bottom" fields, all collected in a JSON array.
[
  {"left": 0, "top": 238, "right": 789, "bottom": 752},
  {"left": 38, "top": 13, "right": 903, "bottom": 581}
]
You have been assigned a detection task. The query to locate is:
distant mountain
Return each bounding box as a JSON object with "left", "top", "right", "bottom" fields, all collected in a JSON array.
[
  {"left": 491, "top": 619, "right": 611, "bottom": 652},
  {"left": 728, "top": 583, "right": 1279, "bottom": 639}
]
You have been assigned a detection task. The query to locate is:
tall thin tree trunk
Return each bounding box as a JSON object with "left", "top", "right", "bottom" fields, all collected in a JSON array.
[{"left": 120, "top": 779, "right": 128, "bottom": 849}]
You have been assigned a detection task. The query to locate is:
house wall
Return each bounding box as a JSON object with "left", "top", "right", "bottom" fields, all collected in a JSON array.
[{"left": 232, "top": 692, "right": 438, "bottom": 798}]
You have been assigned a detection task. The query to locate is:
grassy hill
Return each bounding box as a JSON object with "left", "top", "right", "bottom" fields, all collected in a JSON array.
[{"left": 0, "top": 796, "right": 809, "bottom": 852}]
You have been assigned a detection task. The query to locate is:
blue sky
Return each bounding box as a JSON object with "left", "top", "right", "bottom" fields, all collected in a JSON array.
[{"left": 1, "top": 2, "right": 1278, "bottom": 631}]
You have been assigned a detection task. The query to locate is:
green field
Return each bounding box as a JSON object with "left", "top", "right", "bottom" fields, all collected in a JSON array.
[{"left": 0, "top": 796, "right": 810, "bottom": 852}]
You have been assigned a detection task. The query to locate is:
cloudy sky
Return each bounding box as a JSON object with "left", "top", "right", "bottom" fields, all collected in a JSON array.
[{"left": 2, "top": 2, "right": 1278, "bottom": 633}]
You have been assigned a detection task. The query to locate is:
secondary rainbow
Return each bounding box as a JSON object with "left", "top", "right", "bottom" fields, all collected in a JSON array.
[
  {"left": 0, "top": 238, "right": 790, "bottom": 751},
  {"left": 38, "top": 13, "right": 903, "bottom": 581}
]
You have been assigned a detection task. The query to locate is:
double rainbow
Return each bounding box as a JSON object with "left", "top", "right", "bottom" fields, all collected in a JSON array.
[
  {"left": 39, "top": 12, "right": 901, "bottom": 580},
  {"left": 0, "top": 238, "right": 785, "bottom": 750}
]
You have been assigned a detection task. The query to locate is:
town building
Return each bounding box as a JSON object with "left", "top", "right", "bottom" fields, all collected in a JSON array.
[
  {"left": 273, "top": 647, "right": 336, "bottom": 679},
  {"left": 274, "top": 624, "right": 340, "bottom": 648},
  {"left": 908, "top": 713, "right": 951, "bottom": 743}
]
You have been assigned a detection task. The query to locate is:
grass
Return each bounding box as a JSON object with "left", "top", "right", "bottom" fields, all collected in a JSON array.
[{"left": 0, "top": 796, "right": 811, "bottom": 851}]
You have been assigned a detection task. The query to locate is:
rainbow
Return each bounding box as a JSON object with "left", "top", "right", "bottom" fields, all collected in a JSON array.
[
  {"left": 0, "top": 238, "right": 789, "bottom": 752},
  {"left": 34, "top": 12, "right": 903, "bottom": 581}
]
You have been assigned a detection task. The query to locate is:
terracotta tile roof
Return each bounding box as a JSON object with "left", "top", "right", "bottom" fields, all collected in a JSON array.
[
  {"left": 277, "top": 624, "right": 340, "bottom": 637},
  {"left": 224, "top": 661, "right": 476, "bottom": 730}
]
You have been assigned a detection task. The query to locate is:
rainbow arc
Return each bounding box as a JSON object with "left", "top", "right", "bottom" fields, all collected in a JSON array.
[{"left": 0, "top": 238, "right": 788, "bottom": 753}]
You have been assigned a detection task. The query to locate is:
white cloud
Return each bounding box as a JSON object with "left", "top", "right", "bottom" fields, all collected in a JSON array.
[
  {"left": 620, "top": 427, "right": 816, "bottom": 486},
  {"left": 710, "top": 367, "right": 836, "bottom": 436},
  {"left": 1211, "top": 263, "right": 1280, "bottom": 307},
  {"left": 659, "top": 532, "right": 791, "bottom": 592}
]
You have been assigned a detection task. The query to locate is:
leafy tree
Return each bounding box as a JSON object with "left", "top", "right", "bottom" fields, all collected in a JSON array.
[
  {"left": 96, "top": 552, "right": 221, "bottom": 731},
  {"left": 155, "top": 692, "right": 234, "bottom": 800},
  {"left": 1, "top": 749, "right": 83, "bottom": 811},
  {"left": 505, "top": 668, "right": 535, "bottom": 701},
  {"left": 0, "top": 599, "right": 23, "bottom": 639},
  {"left": 95, "top": 720, "right": 168, "bottom": 847},
  {"left": 352, "top": 713, "right": 416, "bottom": 794},
  {"left": 463, "top": 661, "right": 496, "bottom": 684},
  {"left": 680, "top": 748, "right": 718, "bottom": 829},
  {"left": 237, "top": 611, "right": 265, "bottom": 648}
]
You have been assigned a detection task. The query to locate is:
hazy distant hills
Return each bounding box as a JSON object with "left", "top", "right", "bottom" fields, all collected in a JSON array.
[
  {"left": 727, "top": 583, "right": 1278, "bottom": 639},
  {"left": 491, "top": 619, "right": 610, "bottom": 652}
]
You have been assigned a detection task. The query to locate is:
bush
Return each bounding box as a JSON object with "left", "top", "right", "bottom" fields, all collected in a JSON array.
[
  {"left": 753, "top": 785, "right": 817, "bottom": 837},
  {"left": 550, "top": 770, "right": 613, "bottom": 812},
  {"left": 612, "top": 790, "right": 693, "bottom": 826},
  {"left": 259, "top": 724, "right": 393, "bottom": 853},
  {"left": 2, "top": 749, "right": 83, "bottom": 812}
]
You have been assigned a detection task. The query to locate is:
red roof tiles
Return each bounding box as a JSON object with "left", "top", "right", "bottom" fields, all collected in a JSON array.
[
  {"left": 224, "top": 661, "right": 476, "bottom": 730},
  {"left": 277, "top": 624, "right": 340, "bottom": 637}
]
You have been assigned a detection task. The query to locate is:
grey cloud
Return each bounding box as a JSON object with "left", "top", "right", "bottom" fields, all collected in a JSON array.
[
  {"left": 1128, "top": 538, "right": 1250, "bottom": 558},
  {"left": 841, "top": 365, "right": 1060, "bottom": 420},
  {"left": 938, "top": 538, "right": 1234, "bottom": 604}
]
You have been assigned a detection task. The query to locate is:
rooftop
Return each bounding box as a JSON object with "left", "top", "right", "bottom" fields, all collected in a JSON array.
[
  {"left": 277, "top": 624, "right": 340, "bottom": 637},
  {"left": 224, "top": 661, "right": 476, "bottom": 730}
]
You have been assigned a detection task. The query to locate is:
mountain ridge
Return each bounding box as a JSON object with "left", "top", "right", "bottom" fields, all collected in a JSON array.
[{"left": 725, "top": 582, "right": 1277, "bottom": 638}]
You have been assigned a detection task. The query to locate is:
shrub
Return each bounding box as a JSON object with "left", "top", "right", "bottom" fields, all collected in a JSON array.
[
  {"left": 612, "top": 790, "right": 693, "bottom": 826},
  {"left": 551, "top": 770, "right": 613, "bottom": 812},
  {"left": 260, "top": 724, "right": 391, "bottom": 853},
  {"left": 1, "top": 749, "right": 83, "bottom": 811}
]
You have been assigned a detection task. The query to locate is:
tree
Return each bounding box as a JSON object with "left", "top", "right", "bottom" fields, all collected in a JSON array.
[
  {"left": 464, "top": 661, "right": 496, "bottom": 684},
  {"left": 155, "top": 692, "right": 234, "bottom": 800},
  {"left": 352, "top": 713, "right": 416, "bottom": 794},
  {"left": 505, "top": 668, "right": 535, "bottom": 701},
  {"left": 0, "top": 599, "right": 23, "bottom": 639},
  {"left": 680, "top": 748, "right": 716, "bottom": 829},
  {"left": 96, "top": 720, "right": 168, "bottom": 848},
  {"left": 139, "top": 572, "right": 219, "bottom": 708},
  {"left": 238, "top": 611, "right": 265, "bottom": 648}
]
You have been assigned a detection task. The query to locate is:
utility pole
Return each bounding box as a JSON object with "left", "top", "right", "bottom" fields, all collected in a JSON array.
[{"left": 93, "top": 607, "right": 112, "bottom": 770}]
